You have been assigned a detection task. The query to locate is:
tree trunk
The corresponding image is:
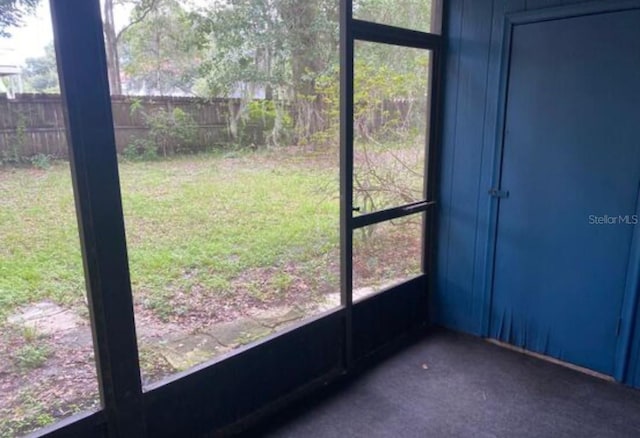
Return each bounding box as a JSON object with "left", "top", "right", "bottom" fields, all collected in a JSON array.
[
  {"left": 277, "top": 0, "right": 327, "bottom": 141},
  {"left": 103, "top": 0, "right": 122, "bottom": 95}
]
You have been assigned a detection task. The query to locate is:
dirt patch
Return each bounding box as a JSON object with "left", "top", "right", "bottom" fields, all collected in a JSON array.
[
  {"left": 0, "top": 320, "right": 99, "bottom": 438},
  {"left": 137, "top": 258, "right": 338, "bottom": 332}
]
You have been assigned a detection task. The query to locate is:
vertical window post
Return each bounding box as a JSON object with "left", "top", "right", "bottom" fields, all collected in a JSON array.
[
  {"left": 340, "top": 0, "right": 355, "bottom": 369},
  {"left": 50, "top": 0, "right": 146, "bottom": 436}
]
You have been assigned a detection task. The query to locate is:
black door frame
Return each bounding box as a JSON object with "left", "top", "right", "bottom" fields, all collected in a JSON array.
[{"left": 340, "top": 0, "right": 443, "bottom": 367}]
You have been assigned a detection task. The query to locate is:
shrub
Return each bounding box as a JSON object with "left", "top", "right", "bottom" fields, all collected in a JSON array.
[
  {"left": 123, "top": 138, "right": 159, "bottom": 161},
  {"left": 125, "top": 104, "right": 199, "bottom": 160},
  {"left": 1, "top": 111, "right": 28, "bottom": 166},
  {"left": 246, "top": 100, "right": 293, "bottom": 147},
  {"left": 29, "top": 154, "right": 52, "bottom": 170}
]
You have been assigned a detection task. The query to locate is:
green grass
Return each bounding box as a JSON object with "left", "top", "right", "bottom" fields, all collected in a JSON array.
[
  {"left": 0, "top": 151, "right": 339, "bottom": 320},
  {"left": 0, "top": 145, "right": 424, "bottom": 325},
  {"left": 0, "top": 167, "right": 85, "bottom": 314},
  {"left": 13, "top": 343, "right": 51, "bottom": 370},
  {"left": 0, "top": 147, "right": 422, "bottom": 437}
]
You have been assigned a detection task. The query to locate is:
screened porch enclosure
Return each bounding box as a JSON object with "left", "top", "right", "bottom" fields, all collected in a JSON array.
[
  {"left": 4, "top": 0, "right": 640, "bottom": 437},
  {"left": 3, "top": 0, "right": 441, "bottom": 436}
]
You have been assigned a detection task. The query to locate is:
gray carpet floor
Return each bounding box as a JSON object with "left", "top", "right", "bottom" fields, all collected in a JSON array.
[{"left": 255, "top": 329, "right": 640, "bottom": 437}]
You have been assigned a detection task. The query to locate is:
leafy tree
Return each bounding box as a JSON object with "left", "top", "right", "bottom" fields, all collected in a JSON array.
[
  {"left": 102, "top": 0, "right": 161, "bottom": 95},
  {"left": 120, "top": 0, "right": 200, "bottom": 95},
  {"left": 195, "top": 0, "right": 289, "bottom": 98},
  {"left": 193, "top": 0, "right": 292, "bottom": 143},
  {"left": 0, "top": 0, "right": 38, "bottom": 37},
  {"left": 195, "top": 0, "right": 338, "bottom": 141},
  {"left": 276, "top": 0, "right": 338, "bottom": 137},
  {"left": 125, "top": 104, "right": 199, "bottom": 158},
  {"left": 276, "top": 0, "right": 339, "bottom": 97},
  {"left": 21, "top": 43, "right": 59, "bottom": 93},
  {"left": 354, "top": 0, "right": 433, "bottom": 32}
]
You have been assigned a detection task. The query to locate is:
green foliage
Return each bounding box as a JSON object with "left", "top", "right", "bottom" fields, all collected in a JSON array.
[
  {"left": 120, "top": 0, "right": 201, "bottom": 95},
  {"left": 21, "top": 44, "right": 60, "bottom": 94},
  {"left": 123, "top": 138, "right": 160, "bottom": 161},
  {"left": 194, "top": 0, "right": 338, "bottom": 142},
  {"left": 145, "top": 290, "right": 178, "bottom": 322},
  {"left": 352, "top": 53, "right": 429, "bottom": 141},
  {"left": 129, "top": 97, "right": 144, "bottom": 116},
  {"left": 149, "top": 107, "right": 199, "bottom": 156},
  {"left": 354, "top": 0, "right": 433, "bottom": 32},
  {"left": 190, "top": 0, "right": 432, "bottom": 145},
  {"left": 0, "top": 111, "right": 54, "bottom": 168},
  {"left": 194, "top": 0, "right": 291, "bottom": 98},
  {"left": 244, "top": 100, "right": 293, "bottom": 147},
  {"left": 124, "top": 105, "right": 199, "bottom": 159},
  {"left": 3, "top": 111, "right": 27, "bottom": 165},
  {"left": 29, "top": 154, "right": 52, "bottom": 170},
  {"left": 247, "top": 101, "right": 277, "bottom": 130},
  {"left": 1, "top": 110, "right": 57, "bottom": 168},
  {"left": 114, "top": 0, "right": 432, "bottom": 103},
  {"left": 115, "top": 0, "right": 432, "bottom": 150},
  {"left": 13, "top": 343, "right": 50, "bottom": 370},
  {"left": 309, "top": 65, "right": 339, "bottom": 147},
  {"left": 270, "top": 272, "right": 294, "bottom": 293},
  {"left": 0, "top": 389, "right": 55, "bottom": 438},
  {"left": 312, "top": 41, "right": 429, "bottom": 215},
  {"left": 312, "top": 46, "right": 429, "bottom": 143},
  {"left": 0, "top": 0, "right": 39, "bottom": 37},
  {"left": 21, "top": 326, "right": 38, "bottom": 343}
]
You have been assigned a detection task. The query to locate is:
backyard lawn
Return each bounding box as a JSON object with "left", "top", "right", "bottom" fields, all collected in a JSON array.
[
  {"left": 0, "top": 149, "right": 340, "bottom": 320},
  {"left": 0, "top": 147, "right": 422, "bottom": 436}
]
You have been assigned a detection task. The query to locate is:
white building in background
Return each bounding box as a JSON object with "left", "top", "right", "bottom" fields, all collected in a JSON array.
[{"left": 0, "top": 47, "right": 23, "bottom": 98}]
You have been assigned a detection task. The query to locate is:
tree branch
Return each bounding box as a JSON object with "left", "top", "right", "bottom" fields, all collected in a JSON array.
[{"left": 115, "top": 0, "right": 160, "bottom": 43}]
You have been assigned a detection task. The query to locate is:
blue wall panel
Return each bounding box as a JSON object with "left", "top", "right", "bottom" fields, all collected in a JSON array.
[
  {"left": 436, "top": 0, "right": 526, "bottom": 335},
  {"left": 437, "top": 0, "right": 640, "bottom": 386},
  {"left": 435, "top": 0, "right": 497, "bottom": 335}
]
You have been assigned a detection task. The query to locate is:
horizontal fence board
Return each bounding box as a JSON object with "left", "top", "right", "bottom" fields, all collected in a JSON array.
[
  {"left": 0, "top": 93, "right": 422, "bottom": 160},
  {"left": 0, "top": 94, "right": 264, "bottom": 158}
]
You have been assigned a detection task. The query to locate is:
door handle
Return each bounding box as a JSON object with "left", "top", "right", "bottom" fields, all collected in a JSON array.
[{"left": 489, "top": 188, "right": 510, "bottom": 199}]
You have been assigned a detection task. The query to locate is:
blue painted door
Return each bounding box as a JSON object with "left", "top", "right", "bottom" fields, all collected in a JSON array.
[{"left": 490, "top": 10, "right": 640, "bottom": 375}]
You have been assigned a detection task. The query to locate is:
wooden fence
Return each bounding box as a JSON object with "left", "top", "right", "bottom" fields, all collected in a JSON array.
[
  {"left": 0, "top": 94, "right": 263, "bottom": 160},
  {"left": 0, "top": 93, "right": 424, "bottom": 161}
]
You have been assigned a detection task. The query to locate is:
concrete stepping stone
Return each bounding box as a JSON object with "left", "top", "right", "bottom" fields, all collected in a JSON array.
[
  {"left": 314, "top": 287, "right": 375, "bottom": 312},
  {"left": 206, "top": 318, "right": 272, "bottom": 348},
  {"left": 157, "top": 334, "right": 225, "bottom": 371},
  {"left": 59, "top": 328, "right": 94, "bottom": 348},
  {"left": 316, "top": 281, "right": 408, "bottom": 312},
  {"left": 248, "top": 306, "right": 304, "bottom": 329},
  {"left": 354, "top": 286, "right": 376, "bottom": 301},
  {"left": 7, "top": 301, "right": 83, "bottom": 335}
]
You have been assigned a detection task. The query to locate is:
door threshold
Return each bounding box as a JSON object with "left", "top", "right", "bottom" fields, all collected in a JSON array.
[{"left": 485, "top": 339, "right": 615, "bottom": 382}]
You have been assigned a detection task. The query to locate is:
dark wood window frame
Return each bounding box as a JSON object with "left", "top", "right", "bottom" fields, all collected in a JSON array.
[{"left": 32, "top": 1, "right": 443, "bottom": 436}]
